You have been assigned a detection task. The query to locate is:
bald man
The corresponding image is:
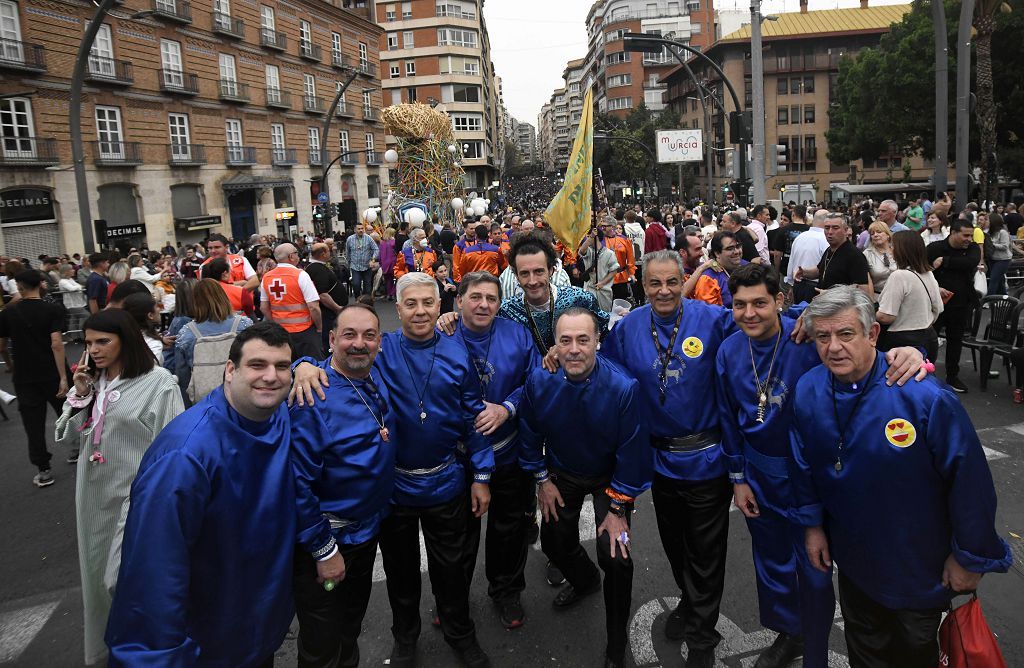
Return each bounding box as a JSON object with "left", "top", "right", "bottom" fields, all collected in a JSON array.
[{"left": 260, "top": 243, "right": 323, "bottom": 359}]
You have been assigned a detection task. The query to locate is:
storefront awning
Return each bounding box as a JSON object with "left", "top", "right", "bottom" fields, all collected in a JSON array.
[
  {"left": 221, "top": 175, "right": 294, "bottom": 192},
  {"left": 175, "top": 215, "right": 222, "bottom": 231}
]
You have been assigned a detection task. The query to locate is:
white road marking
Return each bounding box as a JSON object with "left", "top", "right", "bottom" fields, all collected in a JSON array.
[
  {"left": 0, "top": 598, "right": 61, "bottom": 663},
  {"left": 984, "top": 446, "right": 1008, "bottom": 461},
  {"left": 1005, "top": 422, "right": 1024, "bottom": 437}
]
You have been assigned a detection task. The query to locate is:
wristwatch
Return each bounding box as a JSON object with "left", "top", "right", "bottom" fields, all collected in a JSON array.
[{"left": 607, "top": 502, "right": 630, "bottom": 518}]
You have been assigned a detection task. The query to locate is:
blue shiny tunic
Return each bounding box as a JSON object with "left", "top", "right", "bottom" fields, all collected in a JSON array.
[
  {"left": 106, "top": 387, "right": 296, "bottom": 667},
  {"left": 377, "top": 331, "right": 494, "bottom": 506},
  {"left": 791, "top": 352, "right": 1012, "bottom": 610},
  {"left": 290, "top": 357, "right": 397, "bottom": 555}
]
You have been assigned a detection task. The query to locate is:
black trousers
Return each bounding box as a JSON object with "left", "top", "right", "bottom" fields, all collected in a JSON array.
[
  {"left": 611, "top": 282, "right": 632, "bottom": 304},
  {"left": 320, "top": 309, "right": 338, "bottom": 359},
  {"left": 651, "top": 473, "right": 732, "bottom": 651},
  {"left": 379, "top": 494, "right": 478, "bottom": 650},
  {"left": 838, "top": 572, "right": 943, "bottom": 668},
  {"left": 289, "top": 325, "right": 324, "bottom": 362},
  {"left": 541, "top": 469, "right": 633, "bottom": 662},
  {"left": 293, "top": 537, "right": 378, "bottom": 668},
  {"left": 934, "top": 305, "right": 968, "bottom": 379},
  {"left": 16, "top": 380, "right": 64, "bottom": 471},
  {"left": 465, "top": 463, "right": 535, "bottom": 602}
]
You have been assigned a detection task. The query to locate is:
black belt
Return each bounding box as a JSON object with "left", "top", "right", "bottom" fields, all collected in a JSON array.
[{"left": 651, "top": 429, "right": 722, "bottom": 453}]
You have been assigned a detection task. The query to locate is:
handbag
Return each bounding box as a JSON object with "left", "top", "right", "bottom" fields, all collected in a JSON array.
[
  {"left": 938, "top": 594, "right": 1007, "bottom": 668},
  {"left": 973, "top": 269, "right": 988, "bottom": 297}
]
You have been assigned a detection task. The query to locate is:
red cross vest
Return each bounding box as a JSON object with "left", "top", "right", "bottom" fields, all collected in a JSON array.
[
  {"left": 218, "top": 281, "right": 246, "bottom": 314},
  {"left": 199, "top": 254, "right": 248, "bottom": 282},
  {"left": 261, "top": 265, "right": 312, "bottom": 333}
]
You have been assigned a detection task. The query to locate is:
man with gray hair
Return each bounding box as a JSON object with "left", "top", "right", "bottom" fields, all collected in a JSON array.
[
  {"left": 260, "top": 243, "right": 323, "bottom": 359},
  {"left": 876, "top": 199, "right": 908, "bottom": 233},
  {"left": 790, "top": 285, "right": 1010, "bottom": 666}
]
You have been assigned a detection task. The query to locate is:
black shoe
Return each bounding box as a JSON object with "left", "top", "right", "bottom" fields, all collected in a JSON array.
[
  {"left": 456, "top": 641, "right": 491, "bottom": 668},
  {"left": 552, "top": 579, "right": 601, "bottom": 609},
  {"left": 948, "top": 376, "right": 968, "bottom": 393},
  {"left": 754, "top": 633, "right": 804, "bottom": 668},
  {"left": 684, "top": 647, "right": 715, "bottom": 668},
  {"left": 604, "top": 656, "right": 624, "bottom": 668},
  {"left": 664, "top": 602, "right": 686, "bottom": 640},
  {"left": 497, "top": 596, "right": 525, "bottom": 629},
  {"left": 546, "top": 560, "right": 566, "bottom": 586},
  {"left": 389, "top": 641, "right": 416, "bottom": 668}
]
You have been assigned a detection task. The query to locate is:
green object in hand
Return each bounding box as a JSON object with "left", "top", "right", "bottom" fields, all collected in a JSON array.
[{"left": 323, "top": 580, "right": 335, "bottom": 592}]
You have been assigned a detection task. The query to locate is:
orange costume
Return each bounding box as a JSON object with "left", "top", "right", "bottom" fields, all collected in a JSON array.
[
  {"left": 260, "top": 265, "right": 313, "bottom": 333},
  {"left": 219, "top": 281, "right": 256, "bottom": 318},
  {"left": 454, "top": 242, "right": 506, "bottom": 280},
  {"left": 199, "top": 253, "right": 249, "bottom": 283},
  {"left": 394, "top": 246, "right": 438, "bottom": 278}
]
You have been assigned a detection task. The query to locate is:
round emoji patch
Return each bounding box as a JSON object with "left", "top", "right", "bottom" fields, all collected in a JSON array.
[
  {"left": 884, "top": 418, "right": 917, "bottom": 448},
  {"left": 681, "top": 336, "right": 704, "bottom": 358}
]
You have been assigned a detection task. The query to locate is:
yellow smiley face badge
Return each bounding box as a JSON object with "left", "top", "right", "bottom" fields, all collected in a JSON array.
[
  {"left": 681, "top": 336, "right": 704, "bottom": 358},
  {"left": 884, "top": 418, "right": 917, "bottom": 448}
]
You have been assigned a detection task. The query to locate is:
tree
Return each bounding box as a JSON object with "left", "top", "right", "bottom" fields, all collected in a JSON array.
[{"left": 974, "top": 0, "right": 1013, "bottom": 201}]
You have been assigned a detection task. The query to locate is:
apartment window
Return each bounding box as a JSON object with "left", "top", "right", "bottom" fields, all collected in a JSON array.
[
  {"left": 88, "top": 24, "right": 115, "bottom": 77},
  {"left": 439, "top": 55, "right": 477, "bottom": 75},
  {"left": 338, "top": 129, "right": 350, "bottom": 154},
  {"left": 332, "top": 32, "right": 342, "bottom": 57},
  {"left": 390, "top": 64, "right": 400, "bottom": 78},
  {"left": 95, "top": 106, "right": 124, "bottom": 157},
  {"left": 691, "top": 22, "right": 701, "bottom": 33},
  {"left": 803, "top": 76, "right": 815, "bottom": 93},
  {"left": 437, "top": 28, "right": 477, "bottom": 47},
  {"left": 385, "top": 8, "right": 395, "bottom": 21},
  {"left": 387, "top": 33, "right": 398, "bottom": 50},
  {"left": 390, "top": 89, "right": 402, "bottom": 105},
  {"left": 777, "top": 106, "right": 788, "bottom": 124},
  {"left": 219, "top": 53, "right": 237, "bottom": 85},
  {"left": 365, "top": 133, "right": 375, "bottom": 152},
  {"left": 300, "top": 20, "right": 311, "bottom": 46},
  {"left": 0, "top": 0, "right": 24, "bottom": 49},
  {"left": 359, "top": 42, "right": 368, "bottom": 68},
  {"left": 270, "top": 123, "right": 285, "bottom": 162},
  {"left": 308, "top": 127, "right": 320, "bottom": 160},
  {"left": 260, "top": 6, "right": 275, "bottom": 30},
  {"left": 405, "top": 61, "right": 415, "bottom": 76},
  {"left": 608, "top": 97, "right": 632, "bottom": 111},
  {"left": 367, "top": 175, "right": 381, "bottom": 199},
  {"left": 790, "top": 77, "right": 801, "bottom": 94},
  {"left": 0, "top": 98, "right": 36, "bottom": 159},
  {"left": 403, "top": 31, "right": 414, "bottom": 48},
  {"left": 436, "top": 1, "right": 474, "bottom": 18},
  {"left": 790, "top": 105, "right": 800, "bottom": 124},
  {"left": 606, "top": 52, "right": 630, "bottom": 65},
  {"left": 442, "top": 84, "right": 480, "bottom": 103},
  {"left": 451, "top": 113, "right": 482, "bottom": 132},
  {"left": 401, "top": 1, "right": 411, "bottom": 18},
  {"left": 304, "top": 74, "right": 316, "bottom": 102},
  {"left": 607, "top": 74, "right": 631, "bottom": 87},
  {"left": 160, "top": 39, "right": 183, "bottom": 86},
  {"left": 462, "top": 141, "right": 483, "bottom": 159},
  {"left": 265, "top": 64, "right": 281, "bottom": 103},
  {"left": 804, "top": 105, "right": 815, "bottom": 124},
  {"left": 776, "top": 78, "right": 787, "bottom": 95},
  {"left": 168, "top": 113, "right": 190, "bottom": 147},
  {"left": 407, "top": 86, "right": 417, "bottom": 102}
]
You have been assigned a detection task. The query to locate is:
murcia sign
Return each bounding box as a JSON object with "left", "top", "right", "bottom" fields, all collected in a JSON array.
[{"left": 656, "top": 130, "right": 703, "bottom": 164}]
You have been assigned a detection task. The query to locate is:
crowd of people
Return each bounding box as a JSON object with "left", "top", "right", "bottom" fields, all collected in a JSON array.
[{"left": 0, "top": 187, "right": 1019, "bottom": 668}]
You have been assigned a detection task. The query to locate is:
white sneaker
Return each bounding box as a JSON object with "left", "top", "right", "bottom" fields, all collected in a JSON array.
[{"left": 0, "top": 389, "right": 15, "bottom": 405}]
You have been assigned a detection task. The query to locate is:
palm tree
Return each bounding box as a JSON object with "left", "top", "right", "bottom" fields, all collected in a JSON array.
[{"left": 974, "top": 0, "right": 1012, "bottom": 202}]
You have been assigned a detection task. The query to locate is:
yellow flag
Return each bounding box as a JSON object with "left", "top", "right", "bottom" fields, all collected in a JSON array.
[{"left": 544, "top": 87, "right": 593, "bottom": 252}]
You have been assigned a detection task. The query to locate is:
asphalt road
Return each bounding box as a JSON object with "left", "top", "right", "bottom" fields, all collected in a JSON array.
[{"left": 1, "top": 302, "right": 1022, "bottom": 667}]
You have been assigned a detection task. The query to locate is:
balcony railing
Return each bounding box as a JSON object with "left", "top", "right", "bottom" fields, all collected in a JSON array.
[
  {"left": 85, "top": 56, "right": 133, "bottom": 85},
  {"left": 152, "top": 0, "right": 192, "bottom": 23},
  {"left": 303, "top": 95, "right": 325, "bottom": 114},
  {"left": 167, "top": 143, "right": 207, "bottom": 166},
  {"left": 299, "top": 40, "right": 322, "bottom": 62},
  {"left": 225, "top": 145, "right": 256, "bottom": 166},
  {"left": 212, "top": 11, "right": 244, "bottom": 38},
  {"left": 260, "top": 28, "right": 287, "bottom": 50},
  {"left": 357, "top": 60, "right": 376, "bottom": 77},
  {"left": 340, "top": 152, "right": 359, "bottom": 165},
  {"left": 0, "top": 39, "right": 47, "bottom": 72},
  {"left": 271, "top": 147, "right": 297, "bottom": 166},
  {"left": 366, "top": 151, "right": 381, "bottom": 165},
  {"left": 92, "top": 140, "right": 143, "bottom": 166},
  {"left": 336, "top": 104, "right": 355, "bottom": 118},
  {"left": 362, "top": 108, "right": 379, "bottom": 122},
  {"left": 743, "top": 53, "right": 844, "bottom": 76},
  {"left": 265, "top": 87, "right": 291, "bottom": 109},
  {"left": 160, "top": 68, "right": 199, "bottom": 94},
  {"left": 219, "top": 79, "right": 250, "bottom": 103},
  {"left": 331, "top": 51, "right": 349, "bottom": 69},
  {"left": 309, "top": 148, "right": 322, "bottom": 166},
  {"left": 0, "top": 137, "right": 60, "bottom": 166}
]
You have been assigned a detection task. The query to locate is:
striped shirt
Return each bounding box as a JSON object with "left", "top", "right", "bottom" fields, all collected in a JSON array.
[
  {"left": 498, "top": 265, "right": 572, "bottom": 301},
  {"left": 345, "top": 234, "right": 379, "bottom": 271}
]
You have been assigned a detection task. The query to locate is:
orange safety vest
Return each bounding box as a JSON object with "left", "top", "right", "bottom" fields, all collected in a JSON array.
[
  {"left": 261, "top": 265, "right": 312, "bottom": 333},
  {"left": 200, "top": 254, "right": 248, "bottom": 282},
  {"left": 219, "top": 281, "right": 246, "bottom": 314}
]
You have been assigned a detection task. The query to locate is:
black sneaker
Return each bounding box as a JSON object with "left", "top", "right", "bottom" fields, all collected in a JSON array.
[
  {"left": 67, "top": 449, "right": 79, "bottom": 464},
  {"left": 456, "top": 641, "right": 491, "bottom": 668},
  {"left": 753, "top": 633, "right": 804, "bottom": 668},
  {"left": 664, "top": 601, "right": 686, "bottom": 640},
  {"left": 497, "top": 596, "right": 525, "bottom": 629},
  {"left": 389, "top": 641, "right": 416, "bottom": 668},
  {"left": 552, "top": 579, "right": 601, "bottom": 609},
  {"left": 948, "top": 376, "right": 968, "bottom": 393},
  {"left": 33, "top": 470, "right": 54, "bottom": 488},
  {"left": 546, "top": 560, "right": 566, "bottom": 586}
]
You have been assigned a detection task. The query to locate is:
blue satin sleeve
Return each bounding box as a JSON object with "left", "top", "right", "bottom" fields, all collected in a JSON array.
[
  {"left": 787, "top": 403, "right": 823, "bottom": 527},
  {"left": 517, "top": 379, "right": 547, "bottom": 482},
  {"left": 289, "top": 405, "right": 334, "bottom": 558},
  {"left": 461, "top": 359, "right": 494, "bottom": 482},
  {"left": 927, "top": 391, "right": 1012, "bottom": 573},
  {"left": 610, "top": 379, "right": 652, "bottom": 499},
  {"left": 106, "top": 451, "right": 210, "bottom": 666},
  {"left": 715, "top": 347, "right": 746, "bottom": 484},
  {"left": 503, "top": 338, "right": 541, "bottom": 412}
]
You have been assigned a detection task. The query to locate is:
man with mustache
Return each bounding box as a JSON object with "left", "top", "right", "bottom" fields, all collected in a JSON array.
[
  {"left": 289, "top": 304, "right": 397, "bottom": 667},
  {"left": 792, "top": 286, "right": 1011, "bottom": 666}
]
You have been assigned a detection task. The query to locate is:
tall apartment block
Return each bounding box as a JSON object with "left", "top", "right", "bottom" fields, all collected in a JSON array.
[
  {"left": 0, "top": 0, "right": 386, "bottom": 256},
  {"left": 374, "top": 0, "right": 502, "bottom": 191}
]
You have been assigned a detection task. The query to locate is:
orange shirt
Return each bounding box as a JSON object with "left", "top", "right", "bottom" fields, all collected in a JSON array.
[
  {"left": 691, "top": 274, "right": 723, "bottom": 306},
  {"left": 199, "top": 253, "right": 249, "bottom": 282},
  {"left": 394, "top": 247, "right": 438, "bottom": 278},
  {"left": 605, "top": 236, "right": 635, "bottom": 284}
]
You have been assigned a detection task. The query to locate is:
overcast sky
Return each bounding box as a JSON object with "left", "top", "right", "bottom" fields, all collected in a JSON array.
[{"left": 486, "top": 0, "right": 908, "bottom": 127}]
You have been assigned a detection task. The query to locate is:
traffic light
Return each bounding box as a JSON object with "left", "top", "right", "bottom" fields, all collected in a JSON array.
[
  {"left": 769, "top": 144, "right": 787, "bottom": 175},
  {"left": 313, "top": 204, "right": 325, "bottom": 226},
  {"left": 729, "top": 111, "right": 753, "bottom": 144}
]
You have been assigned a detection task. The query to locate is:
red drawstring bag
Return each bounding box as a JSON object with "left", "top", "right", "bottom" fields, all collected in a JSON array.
[{"left": 938, "top": 595, "right": 1007, "bottom": 668}]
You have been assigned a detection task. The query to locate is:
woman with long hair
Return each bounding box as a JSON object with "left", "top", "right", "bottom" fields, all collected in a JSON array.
[
  {"left": 162, "top": 278, "right": 197, "bottom": 371},
  {"left": 875, "top": 231, "right": 943, "bottom": 360},
  {"left": 55, "top": 309, "right": 183, "bottom": 665},
  {"left": 986, "top": 213, "right": 1014, "bottom": 295},
  {"left": 862, "top": 221, "right": 894, "bottom": 300},
  {"left": 378, "top": 226, "right": 398, "bottom": 301},
  {"left": 122, "top": 292, "right": 166, "bottom": 363}
]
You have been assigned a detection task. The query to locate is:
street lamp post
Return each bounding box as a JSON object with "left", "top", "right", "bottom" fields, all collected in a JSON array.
[
  {"left": 317, "top": 69, "right": 361, "bottom": 211},
  {"left": 750, "top": 0, "right": 767, "bottom": 204}
]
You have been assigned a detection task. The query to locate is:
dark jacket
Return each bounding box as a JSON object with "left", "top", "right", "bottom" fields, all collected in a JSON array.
[{"left": 926, "top": 238, "right": 981, "bottom": 307}]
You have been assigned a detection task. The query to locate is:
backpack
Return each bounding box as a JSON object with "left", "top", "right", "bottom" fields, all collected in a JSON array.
[{"left": 186, "top": 316, "right": 243, "bottom": 403}]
